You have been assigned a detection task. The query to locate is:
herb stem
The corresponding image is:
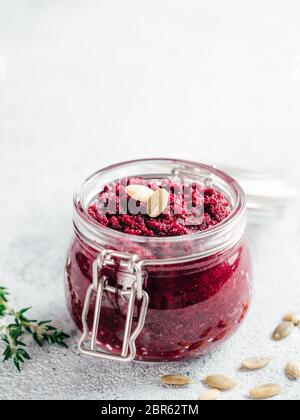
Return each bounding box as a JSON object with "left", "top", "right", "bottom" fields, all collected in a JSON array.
[
  {"left": 0, "top": 285, "right": 69, "bottom": 371},
  {"left": 2, "top": 327, "right": 16, "bottom": 353}
]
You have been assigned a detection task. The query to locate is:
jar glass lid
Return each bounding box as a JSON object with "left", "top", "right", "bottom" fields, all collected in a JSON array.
[{"left": 218, "top": 165, "right": 298, "bottom": 223}]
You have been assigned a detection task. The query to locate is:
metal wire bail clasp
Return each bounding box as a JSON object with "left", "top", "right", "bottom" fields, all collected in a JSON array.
[{"left": 79, "top": 249, "right": 149, "bottom": 362}]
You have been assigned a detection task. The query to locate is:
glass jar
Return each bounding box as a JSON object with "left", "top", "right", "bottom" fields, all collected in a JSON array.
[{"left": 65, "top": 159, "right": 252, "bottom": 362}]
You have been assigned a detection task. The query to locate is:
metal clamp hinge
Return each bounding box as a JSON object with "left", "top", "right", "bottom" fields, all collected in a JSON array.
[{"left": 79, "top": 250, "right": 149, "bottom": 362}]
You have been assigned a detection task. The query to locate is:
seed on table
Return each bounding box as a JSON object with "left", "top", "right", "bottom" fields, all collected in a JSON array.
[
  {"left": 283, "top": 313, "right": 300, "bottom": 325},
  {"left": 198, "top": 389, "right": 221, "bottom": 401},
  {"left": 272, "top": 322, "right": 294, "bottom": 341},
  {"left": 161, "top": 375, "right": 195, "bottom": 386},
  {"left": 125, "top": 185, "right": 154, "bottom": 203},
  {"left": 249, "top": 384, "right": 282, "bottom": 400},
  {"left": 285, "top": 361, "right": 300, "bottom": 380},
  {"left": 203, "top": 375, "right": 237, "bottom": 391},
  {"left": 242, "top": 357, "right": 272, "bottom": 371},
  {"left": 283, "top": 313, "right": 296, "bottom": 322},
  {"left": 292, "top": 314, "right": 300, "bottom": 326}
]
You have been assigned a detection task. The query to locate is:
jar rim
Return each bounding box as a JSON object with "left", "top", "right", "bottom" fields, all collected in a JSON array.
[{"left": 73, "top": 158, "right": 246, "bottom": 249}]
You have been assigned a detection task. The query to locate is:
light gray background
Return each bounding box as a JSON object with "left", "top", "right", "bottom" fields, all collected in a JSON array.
[{"left": 0, "top": 0, "right": 300, "bottom": 400}]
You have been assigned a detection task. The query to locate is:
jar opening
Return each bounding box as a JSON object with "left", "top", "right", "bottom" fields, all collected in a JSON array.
[{"left": 73, "top": 159, "right": 247, "bottom": 260}]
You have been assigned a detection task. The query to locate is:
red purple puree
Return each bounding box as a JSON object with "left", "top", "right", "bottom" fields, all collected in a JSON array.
[
  {"left": 66, "top": 177, "right": 252, "bottom": 362},
  {"left": 87, "top": 178, "right": 231, "bottom": 237}
]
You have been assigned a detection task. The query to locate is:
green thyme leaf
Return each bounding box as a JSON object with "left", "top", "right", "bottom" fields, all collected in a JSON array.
[
  {"left": 0, "top": 287, "right": 9, "bottom": 317},
  {"left": 0, "top": 284, "right": 69, "bottom": 371},
  {"left": 0, "top": 287, "right": 8, "bottom": 303}
]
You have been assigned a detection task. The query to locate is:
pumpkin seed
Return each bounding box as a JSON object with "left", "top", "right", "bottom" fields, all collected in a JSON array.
[
  {"left": 203, "top": 375, "right": 237, "bottom": 391},
  {"left": 292, "top": 314, "right": 300, "bottom": 326},
  {"left": 125, "top": 185, "right": 154, "bottom": 203},
  {"left": 283, "top": 313, "right": 296, "bottom": 322},
  {"left": 147, "top": 188, "right": 169, "bottom": 218},
  {"left": 249, "top": 384, "right": 281, "bottom": 400},
  {"left": 198, "top": 389, "right": 221, "bottom": 401},
  {"left": 272, "top": 322, "right": 294, "bottom": 340},
  {"left": 283, "top": 313, "right": 300, "bottom": 325},
  {"left": 161, "top": 375, "right": 195, "bottom": 386},
  {"left": 285, "top": 361, "right": 300, "bottom": 380},
  {"left": 242, "top": 357, "right": 271, "bottom": 371}
]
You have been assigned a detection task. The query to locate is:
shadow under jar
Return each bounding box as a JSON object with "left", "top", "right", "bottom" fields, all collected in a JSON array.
[{"left": 65, "top": 159, "right": 252, "bottom": 362}]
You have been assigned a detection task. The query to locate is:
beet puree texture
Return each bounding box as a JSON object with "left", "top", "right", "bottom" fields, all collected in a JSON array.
[
  {"left": 87, "top": 178, "right": 231, "bottom": 237},
  {"left": 66, "top": 178, "right": 252, "bottom": 361}
]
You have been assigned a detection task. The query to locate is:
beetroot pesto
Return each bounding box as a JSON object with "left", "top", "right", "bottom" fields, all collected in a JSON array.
[
  {"left": 87, "top": 178, "right": 231, "bottom": 237},
  {"left": 65, "top": 159, "right": 252, "bottom": 362}
]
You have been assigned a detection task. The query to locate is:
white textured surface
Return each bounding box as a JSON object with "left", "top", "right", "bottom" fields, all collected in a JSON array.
[{"left": 0, "top": 0, "right": 300, "bottom": 400}]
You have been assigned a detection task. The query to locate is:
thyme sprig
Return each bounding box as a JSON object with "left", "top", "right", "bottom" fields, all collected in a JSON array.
[
  {"left": 0, "top": 287, "right": 9, "bottom": 317},
  {"left": 0, "top": 324, "right": 30, "bottom": 371},
  {"left": 0, "top": 285, "right": 69, "bottom": 371},
  {"left": 14, "top": 308, "right": 69, "bottom": 348}
]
